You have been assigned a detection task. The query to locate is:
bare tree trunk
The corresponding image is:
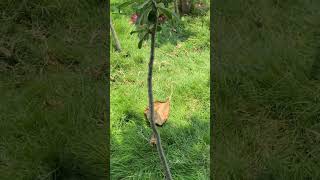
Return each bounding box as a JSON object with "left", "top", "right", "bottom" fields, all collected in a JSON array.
[
  {"left": 110, "top": 17, "right": 122, "bottom": 52},
  {"left": 148, "top": 3, "right": 173, "bottom": 179},
  {"left": 174, "top": 0, "right": 179, "bottom": 15},
  {"left": 178, "top": 0, "right": 192, "bottom": 15}
]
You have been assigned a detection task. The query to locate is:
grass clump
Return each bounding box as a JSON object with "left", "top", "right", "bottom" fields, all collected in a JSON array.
[
  {"left": 213, "top": 0, "right": 320, "bottom": 179},
  {"left": 0, "top": 1, "right": 108, "bottom": 179}
]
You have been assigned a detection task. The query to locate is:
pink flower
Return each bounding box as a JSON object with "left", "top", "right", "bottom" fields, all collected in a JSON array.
[{"left": 130, "top": 13, "right": 139, "bottom": 24}]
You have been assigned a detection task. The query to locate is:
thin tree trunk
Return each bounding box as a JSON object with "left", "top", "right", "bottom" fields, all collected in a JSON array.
[
  {"left": 110, "top": 17, "right": 122, "bottom": 52},
  {"left": 174, "top": 0, "right": 179, "bottom": 15},
  {"left": 148, "top": 4, "right": 173, "bottom": 179},
  {"left": 178, "top": 0, "right": 192, "bottom": 15}
]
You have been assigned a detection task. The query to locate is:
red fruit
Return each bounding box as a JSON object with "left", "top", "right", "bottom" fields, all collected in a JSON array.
[
  {"left": 130, "top": 13, "right": 139, "bottom": 24},
  {"left": 158, "top": 14, "right": 166, "bottom": 24}
]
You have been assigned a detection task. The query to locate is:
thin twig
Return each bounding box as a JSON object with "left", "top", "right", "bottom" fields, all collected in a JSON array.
[{"left": 110, "top": 16, "right": 122, "bottom": 52}]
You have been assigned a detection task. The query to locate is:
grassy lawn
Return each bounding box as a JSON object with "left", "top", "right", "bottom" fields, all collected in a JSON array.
[
  {"left": 3, "top": 0, "right": 318, "bottom": 179},
  {"left": 0, "top": 1, "right": 107, "bottom": 179},
  {"left": 110, "top": 1, "right": 210, "bottom": 179},
  {"left": 214, "top": 0, "right": 320, "bottom": 179}
]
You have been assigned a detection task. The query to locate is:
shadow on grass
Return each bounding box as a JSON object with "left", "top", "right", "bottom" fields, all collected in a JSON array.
[
  {"left": 42, "top": 151, "right": 103, "bottom": 180},
  {"left": 0, "top": 70, "right": 107, "bottom": 179},
  {"left": 120, "top": 109, "right": 145, "bottom": 126},
  {"left": 111, "top": 114, "right": 209, "bottom": 179}
]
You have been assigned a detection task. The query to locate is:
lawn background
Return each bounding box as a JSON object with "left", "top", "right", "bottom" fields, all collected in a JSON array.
[
  {"left": 213, "top": 0, "right": 320, "bottom": 179},
  {"left": 110, "top": 0, "right": 210, "bottom": 179},
  {"left": 0, "top": 1, "right": 108, "bottom": 179}
]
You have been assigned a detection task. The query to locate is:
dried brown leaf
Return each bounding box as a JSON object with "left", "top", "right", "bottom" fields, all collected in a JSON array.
[{"left": 144, "top": 98, "right": 170, "bottom": 126}]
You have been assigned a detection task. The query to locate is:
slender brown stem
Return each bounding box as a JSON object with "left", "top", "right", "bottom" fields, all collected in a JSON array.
[
  {"left": 110, "top": 17, "right": 122, "bottom": 52},
  {"left": 147, "top": 2, "right": 173, "bottom": 179}
]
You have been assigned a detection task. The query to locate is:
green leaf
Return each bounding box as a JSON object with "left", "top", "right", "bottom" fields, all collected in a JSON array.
[
  {"left": 156, "top": 5, "right": 173, "bottom": 19},
  {"left": 130, "top": 27, "right": 148, "bottom": 35},
  {"left": 148, "top": 9, "right": 157, "bottom": 23},
  {"left": 156, "top": 25, "right": 162, "bottom": 31},
  {"left": 138, "top": 7, "right": 152, "bottom": 25},
  {"left": 138, "top": 32, "right": 149, "bottom": 49},
  {"left": 148, "top": 24, "right": 155, "bottom": 30},
  {"left": 137, "top": 0, "right": 151, "bottom": 9},
  {"left": 118, "top": 0, "right": 138, "bottom": 10},
  {"left": 138, "top": 39, "right": 144, "bottom": 49},
  {"left": 157, "top": 2, "right": 165, "bottom": 7},
  {"left": 147, "top": 24, "right": 161, "bottom": 32},
  {"left": 130, "top": 30, "right": 146, "bottom": 35}
]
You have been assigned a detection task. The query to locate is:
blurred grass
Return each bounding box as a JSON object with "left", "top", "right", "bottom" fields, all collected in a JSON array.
[
  {"left": 110, "top": 0, "right": 210, "bottom": 179},
  {"left": 213, "top": 0, "right": 320, "bottom": 179},
  {"left": 0, "top": 0, "right": 107, "bottom": 179}
]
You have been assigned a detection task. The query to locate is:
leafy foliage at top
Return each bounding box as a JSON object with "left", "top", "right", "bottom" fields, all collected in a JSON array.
[{"left": 118, "top": 0, "right": 178, "bottom": 49}]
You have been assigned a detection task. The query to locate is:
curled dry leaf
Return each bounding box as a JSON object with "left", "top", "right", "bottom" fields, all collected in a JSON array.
[
  {"left": 144, "top": 98, "right": 170, "bottom": 145},
  {"left": 144, "top": 98, "right": 170, "bottom": 126}
]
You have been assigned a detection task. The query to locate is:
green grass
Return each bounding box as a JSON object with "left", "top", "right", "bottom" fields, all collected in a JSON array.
[
  {"left": 0, "top": 1, "right": 107, "bottom": 179},
  {"left": 110, "top": 1, "right": 210, "bottom": 179},
  {"left": 213, "top": 0, "right": 320, "bottom": 179}
]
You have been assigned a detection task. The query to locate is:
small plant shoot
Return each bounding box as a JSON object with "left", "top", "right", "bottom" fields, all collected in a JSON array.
[{"left": 118, "top": 0, "right": 177, "bottom": 179}]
